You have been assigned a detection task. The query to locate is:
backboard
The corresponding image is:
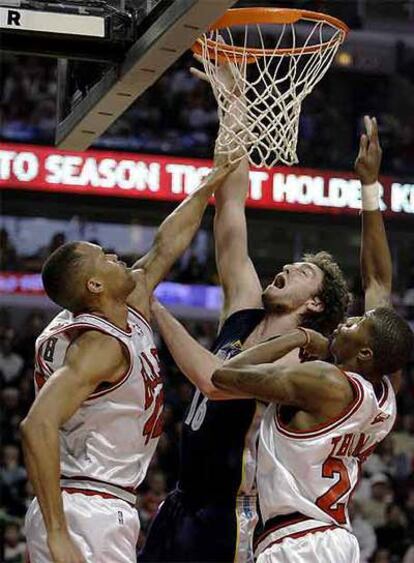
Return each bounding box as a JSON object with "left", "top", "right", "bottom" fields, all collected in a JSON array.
[{"left": 55, "top": 0, "right": 237, "bottom": 150}]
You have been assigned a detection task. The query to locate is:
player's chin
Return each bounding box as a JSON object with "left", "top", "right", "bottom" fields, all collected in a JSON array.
[
  {"left": 262, "top": 286, "right": 284, "bottom": 310},
  {"left": 126, "top": 273, "right": 137, "bottom": 292}
]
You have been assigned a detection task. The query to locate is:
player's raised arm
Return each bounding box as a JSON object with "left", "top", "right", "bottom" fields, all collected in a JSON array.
[
  {"left": 192, "top": 56, "right": 262, "bottom": 328},
  {"left": 356, "top": 116, "right": 392, "bottom": 311},
  {"left": 20, "top": 332, "right": 127, "bottom": 563},
  {"left": 214, "top": 155, "right": 263, "bottom": 327},
  {"left": 128, "top": 163, "right": 235, "bottom": 317}
]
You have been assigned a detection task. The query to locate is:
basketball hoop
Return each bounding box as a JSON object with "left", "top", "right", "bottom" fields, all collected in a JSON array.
[{"left": 192, "top": 8, "right": 349, "bottom": 168}]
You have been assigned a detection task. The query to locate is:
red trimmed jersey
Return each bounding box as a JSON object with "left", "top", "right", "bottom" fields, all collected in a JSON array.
[
  {"left": 34, "top": 308, "right": 163, "bottom": 495},
  {"left": 257, "top": 370, "right": 396, "bottom": 530}
]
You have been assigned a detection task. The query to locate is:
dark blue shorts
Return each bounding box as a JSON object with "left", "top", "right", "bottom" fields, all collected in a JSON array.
[{"left": 138, "top": 489, "right": 238, "bottom": 563}]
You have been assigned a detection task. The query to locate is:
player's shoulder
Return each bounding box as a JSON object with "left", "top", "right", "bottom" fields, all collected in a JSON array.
[
  {"left": 218, "top": 307, "right": 265, "bottom": 338},
  {"left": 302, "top": 361, "right": 354, "bottom": 401},
  {"left": 67, "top": 330, "right": 125, "bottom": 367},
  {"left": 37, "top": 309, "right": 72, "bottom": 337}
]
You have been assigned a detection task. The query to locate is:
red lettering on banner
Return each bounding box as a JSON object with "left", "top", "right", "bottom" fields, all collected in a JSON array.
[{"left": 1, "top": 143, "right": 414, "bottom": 216}]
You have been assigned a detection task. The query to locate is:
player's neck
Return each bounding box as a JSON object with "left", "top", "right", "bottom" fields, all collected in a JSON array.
[
  {"left": 338, "top": 361, "right": 381, "bottom": 387},
  {"left": 87, "top": 299, "right": 129, "bottom": 331},
  {"left": 248, "top": 311, "right": 300, "bottom": 346}
]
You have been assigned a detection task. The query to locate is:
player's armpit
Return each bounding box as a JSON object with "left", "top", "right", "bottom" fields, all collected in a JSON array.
[
  {"left": 212, "top": 360, "right": 353, "bottom": 415},
  {"left": 127, "top": 268, "right": 151, "bottom": 321},
  {"left": 364, "top": 279, "right": 392, "bottom": 311}
]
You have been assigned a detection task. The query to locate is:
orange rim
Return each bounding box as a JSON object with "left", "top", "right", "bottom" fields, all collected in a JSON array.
[{"left": 191, "top": 8, "right": 349, "bottom": 64}]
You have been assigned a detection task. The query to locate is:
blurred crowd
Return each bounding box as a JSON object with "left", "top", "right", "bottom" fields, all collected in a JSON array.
[
  {"left": 1, "top": 49, "right": 414, "bottom": 175},
  {"left": 0, "top": 227, "right": 215, "bottom": 285},
  {"left": 0, "top": 282, "right": 414, "bottom": 561}
]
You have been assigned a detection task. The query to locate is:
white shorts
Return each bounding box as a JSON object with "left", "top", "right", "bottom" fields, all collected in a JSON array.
[
  {"left": 256, "top": 527, "right": 360, "bottom": 563},
  {"left": 25, "top": 491, "right": 140, "bottom": 563}
]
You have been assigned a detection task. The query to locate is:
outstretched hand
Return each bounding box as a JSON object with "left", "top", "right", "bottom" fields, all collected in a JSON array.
[
  {"left": 355, "top": 115, "right": 383, "bottom": 185},
  {"left": 190, "top": 51, "right": 241, "bottom": 93},
  {"left": 191, "top": 43, "right": 247, "bottom": 169}
]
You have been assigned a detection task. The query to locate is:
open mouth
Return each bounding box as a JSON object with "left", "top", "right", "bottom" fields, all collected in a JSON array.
[{"left": 273, "top": 273, "right": 286, "bottom": 289}]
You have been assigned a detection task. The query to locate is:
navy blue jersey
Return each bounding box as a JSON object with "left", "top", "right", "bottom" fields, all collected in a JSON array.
[{"left": 178, "top": 308, "right": 265, "bottom": 504}]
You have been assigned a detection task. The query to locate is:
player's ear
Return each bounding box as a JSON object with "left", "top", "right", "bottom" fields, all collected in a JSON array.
[
  {"left": 306, "top": 295, "right": 324, "bottom": 314},
  {"left": 87, "top": 277, "right": 104, "bottom": 295},
  {"left": 357, "top": 346, "right": 373, "bottom": 364}
]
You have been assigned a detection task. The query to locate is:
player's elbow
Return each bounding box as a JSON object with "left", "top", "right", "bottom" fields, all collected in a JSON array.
[
  {"left": 20, "top": 414, "right": 57, "bottom": 446},
  {"left": 20, "top": 416, "right": 38, "bottom": 447},
  {"left": 211, "top": 368, "right": 230, "bottom": 390},
  {"left": 200, "top": 382, "right": 224, "bottom": 400}
]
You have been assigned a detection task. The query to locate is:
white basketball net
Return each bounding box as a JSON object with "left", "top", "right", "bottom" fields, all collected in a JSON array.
[{"left": 197, "top": 16, "right": 346, "bottom": 168}]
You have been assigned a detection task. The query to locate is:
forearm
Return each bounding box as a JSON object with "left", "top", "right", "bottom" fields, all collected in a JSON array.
[
  {"left": 157, "top": 173, "right": 217, "bottom": 251},
  {"left": 152, "top": 302, "right": 223, "bottom": 397},
  {"left": 223, "top": 330, "right": 306, "bottom": 369},
  {"left": 214, "top": 158, "right": 250, "bottom": 266},
  {"left": 21, "top": 420, "right": 66, "bottom": 533},
  {"left": 133, "top": 166, "right": 230, "bottom": 290},
  {"left": 214, "top": 157, "right": 262, "bottom": 316},
  {"left": 215, "top": 156, "right": 249, "bottom": 206},
  {"left": 212, "top": 363, "right": 277, "bottom": 401},
  {"left": 361, "top": 206, "right": 392, "bottom": 291}
]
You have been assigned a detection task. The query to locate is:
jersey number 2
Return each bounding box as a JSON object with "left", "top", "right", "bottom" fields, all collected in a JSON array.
[{"left": 315, "top": 457, "right": 351, "bottom": 524}]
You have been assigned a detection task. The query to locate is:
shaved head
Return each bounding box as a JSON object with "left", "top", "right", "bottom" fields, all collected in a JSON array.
[
  {"left": 42, "top": 241, "right": 136, "bottom": 312},
  {"left": 41, "top": 242, "right": 91, "bottom": 311}
]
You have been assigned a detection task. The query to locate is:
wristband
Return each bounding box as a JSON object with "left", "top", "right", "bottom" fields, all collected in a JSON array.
[
  {"left": 361, "top": 181, "right": 381, "bottom": 211},
  {"left": 297, "top": 327, "right": 310, "bottom": 347}
]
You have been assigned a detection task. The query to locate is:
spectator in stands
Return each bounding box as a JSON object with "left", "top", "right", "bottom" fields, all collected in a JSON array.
[
  {"left": 0, "top": 229, "right": 18, "bottom": 271},
  {"left": 0, "top": 444, "right": 27, "bottom": 518},
  {"left": 393, "top": 414, "right": 414, "bottom": 462},
  {"left": 138, "top": 471, "right": 167, "bottom": 533},
  {"left": 363, "top": 473, "right": 393, "bottom": 528},
  {"left": 14, "top": 311, "right": 45, "bottom": 363},
  {"left": 364, "top": 435, "right": 412, "bottom": 481},
  {"left": 45, "top": 232, "right": 66, "bottom": 258},
  {"left": 177, "top": 252, "right": 205, "bottom": 284},
  {"left": 349, "top": 500, "right": 377, "bottom": 563},
  {"left": 1, "top": 445, "right": 26, "bottom": 490},
  {"left": 372, "top": 548, "right": 392, "bottom": 563},
  {"left": 375, "top": 503, "right": 411, "bottom": 559},
  {"left": 404, "top": 488, "right": 414, "bottom": 539},
  {"left": 0, "top": 336, "right": 23, "bottom": 385},
  {"left": 2, "top": 522, "right": 26, "bottom": 563}
]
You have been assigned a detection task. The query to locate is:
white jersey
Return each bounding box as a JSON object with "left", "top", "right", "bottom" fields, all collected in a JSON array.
[
  {"left": 34, "top": 307, "right": 163, "bottom": 506},
  {"left": 258, "top": 370, "right": 396, "bottom": 531}
]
